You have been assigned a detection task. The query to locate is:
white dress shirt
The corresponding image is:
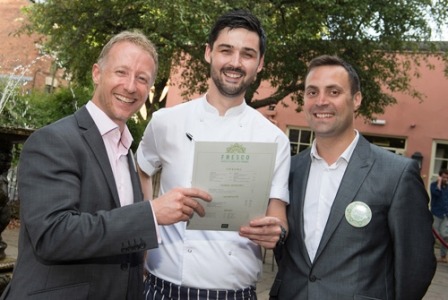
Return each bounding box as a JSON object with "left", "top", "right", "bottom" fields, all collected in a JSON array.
[
  {"left": 304, "top": 131, "right": 359, "bottom": 262},
  {"left": 136, "top": 95, "right": 291, "bottom": 289}
]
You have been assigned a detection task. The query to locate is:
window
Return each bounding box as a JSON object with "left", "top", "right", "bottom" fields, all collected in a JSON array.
[
  {"left": 287, "top": 128, "right": 407, "bottom": 156},
  {"left": 431, "top": 142, "right": 448, "bottom": 182},
  {"left": 288, "top": 128, "right": 314, "bottom": 155},
  {"left": 363, "top": 135, "right": 406, "bottom": 155}
]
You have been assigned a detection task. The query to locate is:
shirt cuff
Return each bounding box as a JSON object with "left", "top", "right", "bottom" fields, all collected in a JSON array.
[{"left": 147, "top": 200, "right": 162, "bottom": 244}]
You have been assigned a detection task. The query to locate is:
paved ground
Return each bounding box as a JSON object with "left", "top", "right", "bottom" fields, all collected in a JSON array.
[{"left": 1, "top": 227, "right": 447, "bottom": 299}]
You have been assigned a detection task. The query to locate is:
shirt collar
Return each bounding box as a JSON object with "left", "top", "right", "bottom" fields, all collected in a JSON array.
[
  {"left": 201, "top": 94, "right": 246, "bottom": 117},
  {"left": 310, "top": 130, "right": 359, "bottom": 163},
  {"left": 85, "top": 101, "right": 133, "bottom": 150}
]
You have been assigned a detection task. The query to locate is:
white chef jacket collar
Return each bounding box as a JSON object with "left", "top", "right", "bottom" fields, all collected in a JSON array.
[{"left": 202, "top": 94, "right": 246, "bottom": 117}]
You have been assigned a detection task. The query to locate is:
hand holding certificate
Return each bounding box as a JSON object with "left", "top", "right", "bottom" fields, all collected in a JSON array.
[{"left": 187, "top": 141, "right": 277, "bottom": 231}]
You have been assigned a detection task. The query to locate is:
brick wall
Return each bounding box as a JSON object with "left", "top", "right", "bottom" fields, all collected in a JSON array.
[{"left": 0, "top": 0, "right": 62, "bottom": 92}]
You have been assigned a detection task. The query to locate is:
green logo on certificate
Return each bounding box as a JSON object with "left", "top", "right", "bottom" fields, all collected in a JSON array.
[
  {"left": 226, "top": 143, "right": 246, "bottom": 153},
  {"left": 221, "top": 143, "right": 250, "bottom": 162}
]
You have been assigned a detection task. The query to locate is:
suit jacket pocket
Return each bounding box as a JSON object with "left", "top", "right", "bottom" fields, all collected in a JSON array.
[
  {"left": 28, "top": 282, "right": 89, "bottom": 299},
  {"left": 269, "top": 278, "right": 282, "bottom": 299}
]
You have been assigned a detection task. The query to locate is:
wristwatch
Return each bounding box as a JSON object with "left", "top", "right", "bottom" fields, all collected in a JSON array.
[{"left": 278, "top": 225, "right": 287, "bottom": 245}]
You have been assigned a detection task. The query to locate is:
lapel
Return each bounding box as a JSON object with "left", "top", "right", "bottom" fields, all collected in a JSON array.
[
  {"left": 74, "top": 106, "right": 121, "bottom": 207},
  {"left": 314, "top": 136, "right": 374, "bottom": 261},
  {"left": 290, "top": 150, "right": 313, "bottom": 266},
  {"left": 128, "top": 151, "right": 143, "bottom": 203}
]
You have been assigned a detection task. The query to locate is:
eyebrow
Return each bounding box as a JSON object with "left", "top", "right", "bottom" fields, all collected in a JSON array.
[
  {"left": 216, "top": 43, "right": 258, "bottom": 55},
  {"left": 325, "top": 84, "right": 343, "bottom": 90},
  {"left": 304, "top": 84, "right": 318, "bottom": 91},
  {"left": 305, "top": 84, "right": 342, "bottom": 90}
]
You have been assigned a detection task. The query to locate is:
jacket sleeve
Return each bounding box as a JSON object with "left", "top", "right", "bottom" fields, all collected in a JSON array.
[
  {"left": 389, "top": 160, "right": 436, "bottom": 299},
  {"left": 430, "top": 182, "right": 442, "bottom": 198}
]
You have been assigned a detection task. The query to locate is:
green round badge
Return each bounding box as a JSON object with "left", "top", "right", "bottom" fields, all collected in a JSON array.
[{"left": 345, "top": 201, "right": 372, "bottom": 228}]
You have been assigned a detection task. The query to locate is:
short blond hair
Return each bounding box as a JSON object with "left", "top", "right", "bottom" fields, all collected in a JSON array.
[{"left": 97, "top": 30, "right": 158, "bottom": 75}]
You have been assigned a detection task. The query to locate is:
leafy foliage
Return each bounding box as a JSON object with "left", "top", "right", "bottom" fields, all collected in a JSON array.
[
  {"left": 0, "top": 81, "right": 148, "bottom": 149},
  {"left": 19, "top": 0, "right": 448, "bottom": 120},
  {"left": 0, "top": 83, "right": 91, "bottom": 129}
]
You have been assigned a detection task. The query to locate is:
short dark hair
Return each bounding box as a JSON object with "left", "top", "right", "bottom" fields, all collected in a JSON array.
[
  {"left": 439, "top": 169, "right": 448, "bottom": 176},
  {"left": 208, "top": 9, "right": 266, "bottom": 57},
  {"left": 306, "top": 55, "right": 361, "bottom": 96}
]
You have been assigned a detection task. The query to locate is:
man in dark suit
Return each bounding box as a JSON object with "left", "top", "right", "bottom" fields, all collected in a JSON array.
[
  {"left": 1, "top": 31, "right": 211, "bottom": 300},
  {"left": 270, "top": 55, "right": 436, "bottom": 300}
]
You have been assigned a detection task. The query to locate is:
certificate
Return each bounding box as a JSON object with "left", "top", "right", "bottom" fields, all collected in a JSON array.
[{"left": 187, "top": 141, "right": 277, "bottom": 231}]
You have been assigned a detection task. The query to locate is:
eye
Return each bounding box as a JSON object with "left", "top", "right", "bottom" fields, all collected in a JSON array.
[
  {"left": 116, "top": 69, "right": 126, "bottom": 76},
  {"left": 242, "top": 52, "right": 255, "bottom": 59},
  {"left": 305, "top": 90, "right": 318, "bottom": 97},
  {"left": 329, "top": 89, "right": 340, "bottom": 96},
  {"left": 137, "top": 76, "right": 149, "bottom": 84}
]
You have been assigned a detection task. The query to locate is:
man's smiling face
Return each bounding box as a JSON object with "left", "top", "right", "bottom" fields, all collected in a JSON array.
[
  {"left": 91, "top": 41, "right": 156, "bottom": 130},
  {"left": 205, "top": 27, "right": 264, "bottom": 99},
  {"left": 303, "top": 65, "right": 361, "bottom": 138}
]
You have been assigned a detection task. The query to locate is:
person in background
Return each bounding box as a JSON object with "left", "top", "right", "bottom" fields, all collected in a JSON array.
[
  {"left": 1, "top": 30, "right": 211, "bottom": 300},
  {"left": 270, "top": 55, "right": 436, "bottom": 300},
  {"left": 430, "top": 168, "right": 448, "bottom": 263},
  {"left": 137, "top": 9, "right": 290, "bottom": 300}
]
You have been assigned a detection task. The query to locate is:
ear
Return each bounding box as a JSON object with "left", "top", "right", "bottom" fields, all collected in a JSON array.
[
  {"left": 353, "top": 91, "right": 362, "bottom": 111},
  {"left": 92, "top": 63, "right": 101, "bottom": 85},
  {"left": 256, "top": 55, "right": 265, "bottom": 73},
  {"left": 204, "top": 43, "right": 212, "bottom": 64}
]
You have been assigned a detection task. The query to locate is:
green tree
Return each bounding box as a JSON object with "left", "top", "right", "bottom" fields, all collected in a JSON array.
[
  {"left": 21, "top": 0, "right": 448, "bottom": 121},
  {"left": 0, "top": 83, "right": 91, "bottom": 129}
]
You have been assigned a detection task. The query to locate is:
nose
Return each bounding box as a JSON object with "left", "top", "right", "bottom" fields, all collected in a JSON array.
[
  {"left": 124, "top": 76, "right": 137, "bottom": 93},
  {"left": 315, "top": 93, "right": 328, "bottom": 106},
  {"left": 229, "top": 53, "right": 242, "bottom": 68}
]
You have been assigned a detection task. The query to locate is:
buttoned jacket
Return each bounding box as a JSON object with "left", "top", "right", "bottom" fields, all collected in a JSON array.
[
  {"left": 1, "top": 106, "right": 158, "bottom": 300},
  {"left": 270, "top": 136, "right": 436, "bottom": 300}
]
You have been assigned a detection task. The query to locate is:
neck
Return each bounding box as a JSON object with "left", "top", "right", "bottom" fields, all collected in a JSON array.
[{"left": 315, "top": 130, "right": 356, "bottom": 165}]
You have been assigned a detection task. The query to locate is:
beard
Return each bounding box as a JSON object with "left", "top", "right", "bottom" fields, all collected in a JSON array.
[{"left": 210, "top": 65, "right": 255, "bottom": 98}]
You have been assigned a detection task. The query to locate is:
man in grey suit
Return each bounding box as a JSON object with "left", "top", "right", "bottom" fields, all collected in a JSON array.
[
  {"left": 1, "top": 31, "right": 211, "bottom": 300},
  {"left": 270, "top": 55, "right": 436, "bottom": 300}
]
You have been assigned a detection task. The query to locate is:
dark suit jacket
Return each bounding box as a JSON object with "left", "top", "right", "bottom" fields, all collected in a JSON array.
[
  {"left": 1, "top": 106, "right": 158, "bottom": 300},
  {"left": 270, "top": 136, "right": 436, "bottom": 300}
]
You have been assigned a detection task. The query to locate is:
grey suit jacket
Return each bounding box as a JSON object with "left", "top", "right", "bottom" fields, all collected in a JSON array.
[
  {"left": 1, "top": 106, "right": 158, "bottom": 300},
  {"left": 270, "top": 136, "right": 436, "bottom": 300}
]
